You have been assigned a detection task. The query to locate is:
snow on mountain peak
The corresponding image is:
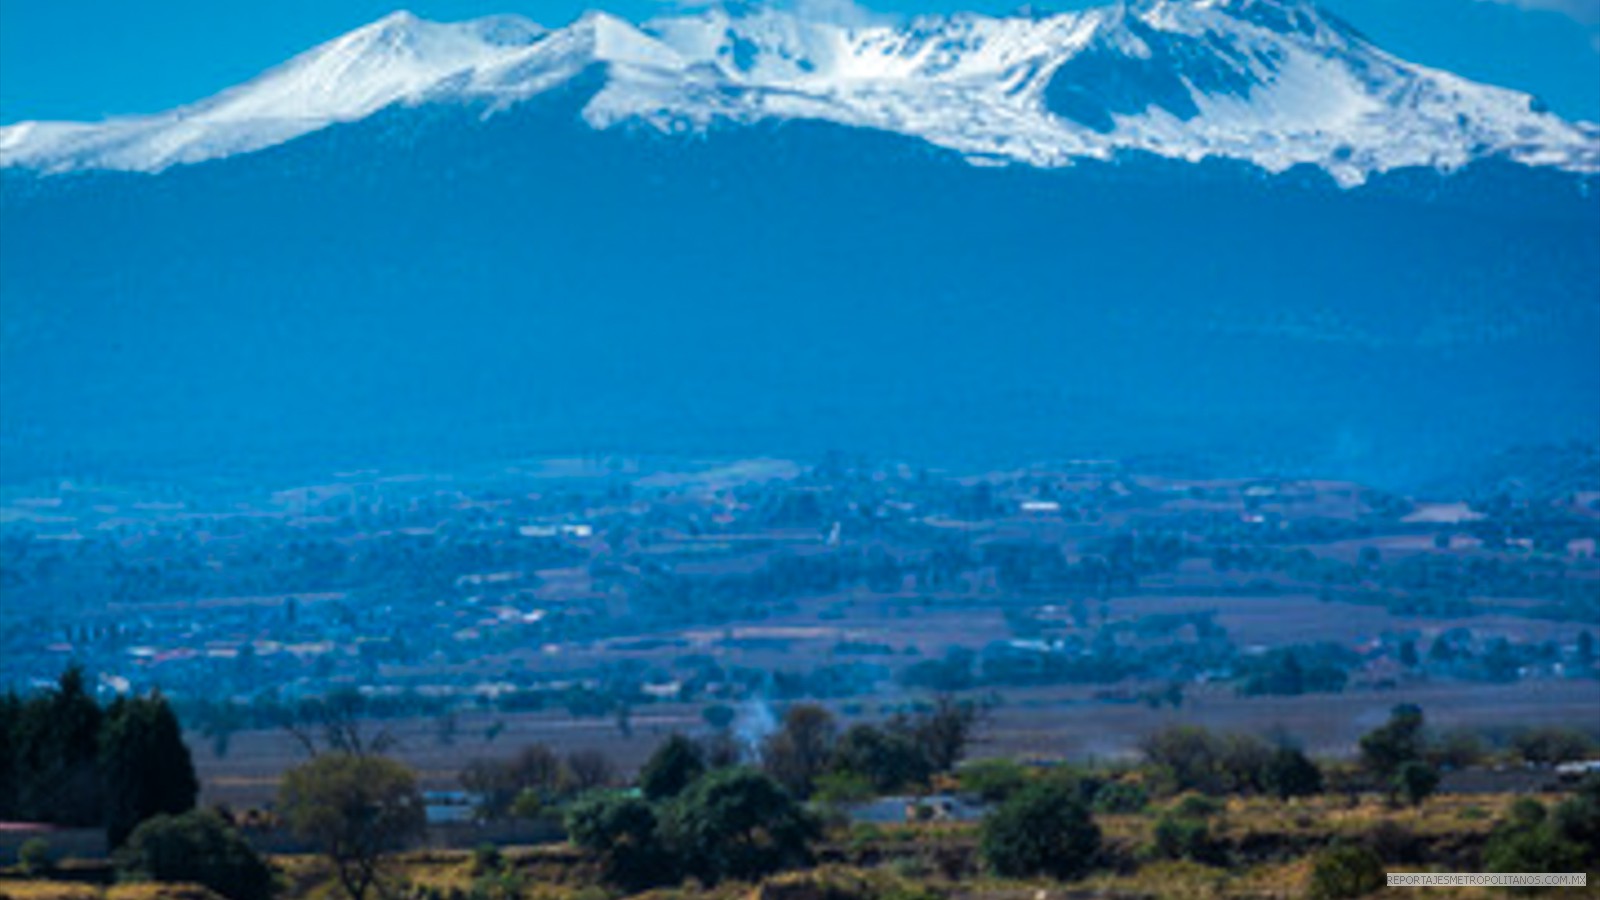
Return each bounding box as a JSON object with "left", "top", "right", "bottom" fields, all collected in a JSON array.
[{"left": 2, "top": 1, "right": 1595, "bottom": 184}]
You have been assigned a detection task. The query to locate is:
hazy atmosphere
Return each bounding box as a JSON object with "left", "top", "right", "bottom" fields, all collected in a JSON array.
[{"left": 1, "top": 0, "right": 1597, "bottom": 898}]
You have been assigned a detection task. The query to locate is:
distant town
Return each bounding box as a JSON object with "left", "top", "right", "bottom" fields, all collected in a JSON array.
[{"left": 2, "top": 448, "right": 1595, "bottom": 802}]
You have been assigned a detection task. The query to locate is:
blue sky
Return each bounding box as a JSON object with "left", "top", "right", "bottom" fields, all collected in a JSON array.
[{"left": 1, "top": 0, "right": 1597, "bottom": 123}]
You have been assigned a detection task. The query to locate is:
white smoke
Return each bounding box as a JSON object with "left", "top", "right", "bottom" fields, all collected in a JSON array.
[{"left": 733, "top": 698, "right": 778, "bottom": 761}]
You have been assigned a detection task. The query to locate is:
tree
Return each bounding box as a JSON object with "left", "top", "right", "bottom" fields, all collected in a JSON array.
[
  {"left": 1398, "top": 640, "right": 1419, "bottom": 668},
  {"left": 1217, "top": 733, "right": 1275, "bottom": 794},
  {"left": 1510, "top": 727, "right": 1599, "bottom": 766},
  {"left": 564, "top": 792, "right": 674, "bottom": 891},
  {"left": 14, "top": 666, "right": 104, "bottom": 825},
  {"left": 115, "top": 810, "right": 275, "bottom": 900},
  {"left": 661, "top": 767, "right": 818, "bottom": 885},
  {"left": 1359, "top": 704, "right": 1425, "bottom": 781},
  {"left": 811, "top": 770, "right": 874, "bottom": 805},
  {"left": 981, "top": 781, "right": 1101, "bottom": 880},
  {"left": 283, "top": 689, "right": 395, "bottom": 758},
  {"left": 101, "top": 693, "right": 199, "bottom": 847},
  {"left": 903, "top": 694, "right": 981, "bottom": 774},
  {"left": 1141, "top": 725, "right": 1225, "bottom": 795},
  {"left": 702, "top": 704, "right": 736, "bottom": 731},
  {"left": 461, "top": 744, "right": 566, "bottom": 820},
  {"left": 762, "top": 704, "right": 837, "bottom": 799},
  {"left": 1394, "top": 761, "right": 1439, "bottom": 807},
  {"left": 829, "top": 723, "right": 931, "bottom": 793},
  {"left": 700, "top": 731, "right": 743, "bottom": 770},
  {"left": 1262, "top": 746, "right": 1323, "bottom": 800},
  {"left": 639, "top": 734, "right": 706, "bottom": 801},
  {"left": 1428, "top": 729, "right": 1487, "bottom": 770},
  {"left": 562, "top": 749, "right": 616, "bottom": 795},
  {"left": 0, "top": 692, "right": 20, "bottom": 819},
  {"left": 278, "top": 754, "right": 425, "bottom": 900}
]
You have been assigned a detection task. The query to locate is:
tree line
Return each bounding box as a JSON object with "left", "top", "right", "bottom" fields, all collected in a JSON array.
[{"left": 0, "top": 666, "right": 199, "bottom": 847}]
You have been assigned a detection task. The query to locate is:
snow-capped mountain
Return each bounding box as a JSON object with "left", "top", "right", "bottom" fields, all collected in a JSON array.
[{"left": 3, "top": 0, "right": 1597, "bottom": 185}]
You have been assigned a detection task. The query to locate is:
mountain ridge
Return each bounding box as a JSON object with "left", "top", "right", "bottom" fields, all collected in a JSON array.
[
  {"left": 3, "top": 80, "right": 1596, "bottom": 483},
  {"left": 3, "top": 0, "right": 1597, "bottom": 185}
]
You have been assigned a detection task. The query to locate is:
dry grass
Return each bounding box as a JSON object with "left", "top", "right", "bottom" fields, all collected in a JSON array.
[
  {"left": 0, "top": 884, "right": 224, "bottom": 900},
  {"left": 0, "top": 882, "right": 103, "bottom": 900}
]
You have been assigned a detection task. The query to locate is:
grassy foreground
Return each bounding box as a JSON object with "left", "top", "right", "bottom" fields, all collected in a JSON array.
[{"left": 4, "top": 792, "right": 1598, "bottom": 900}]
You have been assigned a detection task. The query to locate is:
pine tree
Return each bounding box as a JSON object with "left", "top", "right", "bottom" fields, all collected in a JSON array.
[
  {"left": 16, "top": 666, "right": 104, "bottom": 825},
  {"left": 101, "top": 692, "right": 199, "bottom": 847}
]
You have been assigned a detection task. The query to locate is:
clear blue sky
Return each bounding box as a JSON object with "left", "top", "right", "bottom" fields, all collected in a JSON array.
[{"left": 1, "top": 0, "right": 1597, "bottom": 123}]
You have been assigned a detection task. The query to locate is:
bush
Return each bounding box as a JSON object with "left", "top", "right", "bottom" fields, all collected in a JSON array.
[
  {"left": 1173, "top": 793, "right": 1223, "bottom": 819},
  {"left": 1263, "top": 746, "right": 1323, "bottom": 800},
  {"left": 1394, "top": 761, "right": 1439, "bottom": 807},
  {"left": 1482, "top": 825, "right": 1584, "bottom": 877},
  {"left": 1550, "top": 773, "right": 1600, "bottom": 857},
  {"left": 957, "top": 758, "right": 1031, "bottom": 804},
  {"left": 18, "top": 837, "right": 52, "bottom": 876},
  {"left": 1482, "top": 783, "right": 1593, "bottom": 879},
  {"left": 1307, "top": 843, "right": 1384, "bottom": 900},
  {"left": 1359, "top": 705, "right": 1425, "bottom": 781},
  {"left": 812, "top": 770, "right": 875, "bottom": 805},
  {"left": 115, "top": 809, "right": 275, "bottom": 900},
  {"left": 1511, "top": 727, "right": 1598, "bottom": 766},
  {"left": 661, "top": 767, "right": 818, "bottom": 885},
  {"left": 470, "top": 844, "right": 503, "bottom": 876},
  {"left": 1363, "top": 819, "right": 1424, "bottom": 865},
  {"left": 508, "top": 789, "right": 543, "bottom": 821},
  {"left": 701, "top": 704, "right": 736, "bottom": 731},
  {"left": 638, "top": 734, "right": 705, "bottom": 801},
  {"left": 564, "top": 791, "right": 674, "bottom": 891},
  {"left": 469, "top": 869, "right": 525, "bottom": 900},
  {"left": 1092, "top": 780, "right": 1150, "bottom": 814},
  {"left": 980, "top": 781, "right": 1101, "bottom": 880},
  {"left": 829, "top": 724, "right": 931, "bottom": 794},
  {"left": 1152, "top": 813, "right": 1226, "bottom": 866}
]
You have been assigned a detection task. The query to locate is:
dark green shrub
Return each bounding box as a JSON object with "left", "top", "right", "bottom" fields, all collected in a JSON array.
[
  {"left": 1174, "top": 793, "right": 1223, "bottom": 818},
  {"left": 18, "top": 837, "right": 52, "bottom": 876},
  {"left": 1358, "top": 704, "right": 1424, "bottom": 780},
  {"left": 1307, "top": 843, "right": 1384, "bottom": 900},
  {"left": 1263, "top": 746, "right": 1323, "bottom": 800},
  {"left": 1482, "top": 826, "right": 1584, "bottom": 877},
  {"left": 980, "top": 781, "right": 1101, "bottom": 880},
  {"left": 829, "top": 723, "right": 931, "bottom": 794},
  {"left": 469, "top": 843, "right": 503, "bottom": 876},
  {"left": 1393, "top": 761, "right": 1439, "bottom": 807},
  {"left": 957, "top": 758, "right": 1031, "bottom": 804},
  {"left": 1091, "top": 780, "right": 1150, "bottom": 814},
  {"left": 1152, "top": 813, "right": 1226, "bottom": 865},
  {"left": 1482, "top": 787, "right": 1590, "bottom": 883},
  {"left": 564, "top": 791, "right": 674, "bottom": 891},
  {"left": 115, "top": 809, "right": 275, "bottom": 900},
  {"left": 638, "top": 734, "right": 705, "bottom": 801},
  {"left": 1550, "top": 773, "right": 1600, "bottom": 856},
  {"left": 660, "top": 767, "right": 818, "bottom": 885}
]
